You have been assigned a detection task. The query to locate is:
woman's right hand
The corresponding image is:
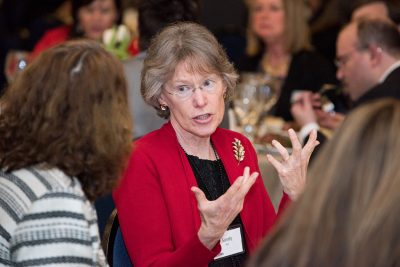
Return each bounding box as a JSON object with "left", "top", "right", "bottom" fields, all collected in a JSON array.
[{"left": 191, "top": 167, "right": 259, "bottom": 250}]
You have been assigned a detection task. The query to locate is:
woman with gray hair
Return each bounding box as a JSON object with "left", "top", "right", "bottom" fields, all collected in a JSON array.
[{"left": 114, "top": 22, "right": 318, "bottom": 267}]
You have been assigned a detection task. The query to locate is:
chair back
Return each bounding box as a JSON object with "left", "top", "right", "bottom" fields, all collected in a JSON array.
[{"left": 101, "top": 209, "right": 133, "bottom": 267}]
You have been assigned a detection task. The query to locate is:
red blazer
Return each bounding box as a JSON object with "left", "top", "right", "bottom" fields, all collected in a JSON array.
[
  {"left": 114, "top": 122, "right": 287, "bottom": 267},
  {"left": 31, "top": 26, "right": 70, "bottom": 58}
]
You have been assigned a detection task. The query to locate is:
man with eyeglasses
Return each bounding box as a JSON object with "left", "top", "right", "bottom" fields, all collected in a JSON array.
[
  {"left": 336, "top": 18, "right": 400, "bottom": 106},
  {"left": 291, "top": 18, "right": 400, "bottom": 148}
]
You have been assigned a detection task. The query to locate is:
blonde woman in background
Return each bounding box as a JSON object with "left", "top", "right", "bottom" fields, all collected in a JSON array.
[{"left": 237, "top": 0, "right": 337, "bottom": 121}]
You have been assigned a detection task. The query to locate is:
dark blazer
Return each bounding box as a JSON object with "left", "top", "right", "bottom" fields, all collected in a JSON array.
[
  {"left": 311, "top": 65, "right": 400, "bottom": 159},
  {"left": 237, "top": 49, "right": 337, "bottom": 121},
  {"left": 353, "top": 65, "right": 400, "bottom": 107}
]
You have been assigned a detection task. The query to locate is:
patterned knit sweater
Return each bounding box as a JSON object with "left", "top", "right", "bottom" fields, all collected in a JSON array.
[{"left": 0, "top": 167, "right": 107, "bottom": 266}]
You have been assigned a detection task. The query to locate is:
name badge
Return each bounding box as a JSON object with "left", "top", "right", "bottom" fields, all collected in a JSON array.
[{"left": 214, "top": 225, "right": 245, "bottom": 260}]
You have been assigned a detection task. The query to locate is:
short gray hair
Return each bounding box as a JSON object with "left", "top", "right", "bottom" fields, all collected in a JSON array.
[{"left": 141, "top": 22, "right": 238, "bottom": 119}]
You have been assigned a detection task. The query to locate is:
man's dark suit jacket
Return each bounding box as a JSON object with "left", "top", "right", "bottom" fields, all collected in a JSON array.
[
  {"left": 354, "top": 65, "right": 400, "bottom": 107},
  {"left": 311, "top": 65, "right": 400, "bottom": 160}
]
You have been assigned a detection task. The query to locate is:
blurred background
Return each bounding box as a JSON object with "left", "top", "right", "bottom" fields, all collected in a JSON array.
[{"left": 0, "top": 0, "right": 248, "bottom": 95}]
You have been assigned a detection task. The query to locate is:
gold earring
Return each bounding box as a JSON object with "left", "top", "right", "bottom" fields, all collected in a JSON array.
[{"left": 160, "top": 105, "right": 167, "bottom": 111}]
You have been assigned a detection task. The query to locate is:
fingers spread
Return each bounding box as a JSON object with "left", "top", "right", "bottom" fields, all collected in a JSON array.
[
  {"left": 224, "top": 169, "right": 258, "bottom": 203},
  {"left": 304, "top": 129, "right": 319, "bottom": 154},
  {"left": 266, "top": 154, "right": 283, "bottom": 172},
  {"left": 272, "top": 139, "right": 290, "bottom": 160},
  {"left": 288, "top": 128, "right": 301, "bottom": 152}
]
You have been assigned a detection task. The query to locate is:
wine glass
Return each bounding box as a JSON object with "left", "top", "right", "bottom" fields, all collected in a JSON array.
[{"left": 232, "top": 72, "right": 277, "bottom": 140}]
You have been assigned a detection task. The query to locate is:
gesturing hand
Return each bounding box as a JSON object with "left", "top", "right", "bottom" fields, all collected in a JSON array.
[
  {"left": 191, "top": 167, "right": 259, "bottom": 250},
  {"left": 267, "top": 129, "right": 319, "bottom": 200}
]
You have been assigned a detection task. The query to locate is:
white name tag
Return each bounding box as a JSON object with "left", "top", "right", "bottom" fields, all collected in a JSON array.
[{"left": 214, "top": 225, "right": 245, "bottom": 260}]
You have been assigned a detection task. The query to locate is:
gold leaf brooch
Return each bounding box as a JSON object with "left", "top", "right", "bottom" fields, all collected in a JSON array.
[{"left": 232, "top": 138, "right": 245, "bottom": 164}]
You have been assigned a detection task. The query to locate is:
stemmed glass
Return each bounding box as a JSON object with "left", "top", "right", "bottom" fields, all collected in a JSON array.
[{"left": 232, "top": 72, "right": 277, "bottom": 140}]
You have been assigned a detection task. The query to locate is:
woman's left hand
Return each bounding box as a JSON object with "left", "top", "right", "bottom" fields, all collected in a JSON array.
[{"left": 266, "top": 128, "right": 319, "bottom": 200}]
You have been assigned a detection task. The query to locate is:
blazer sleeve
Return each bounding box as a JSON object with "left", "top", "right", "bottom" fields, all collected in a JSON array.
[{"left": 113, "top": 147, "right": 220, "bottom": 267}]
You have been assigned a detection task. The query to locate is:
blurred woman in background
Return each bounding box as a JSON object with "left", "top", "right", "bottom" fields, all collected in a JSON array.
[
  {"left": 238, "top": 0, "right": 337, "bottom": 121},
  {"left": 31, "top": 0, "right": 135, "bottom": 58}
]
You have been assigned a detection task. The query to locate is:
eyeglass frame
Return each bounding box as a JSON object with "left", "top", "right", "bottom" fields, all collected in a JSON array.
[
  {"left": 163, "top": 74, "right": 223, "bottom": 101},
  {"left": 335, "top": 47, "right": 362, "bottom": 68},
  {"left": 334, "top": 43, "right": 377, "bottom": 68}
]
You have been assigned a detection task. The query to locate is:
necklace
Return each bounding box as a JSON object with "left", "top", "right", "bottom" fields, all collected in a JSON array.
[{"left": 261, "top": 54, "right": 291, "bottom": 79}]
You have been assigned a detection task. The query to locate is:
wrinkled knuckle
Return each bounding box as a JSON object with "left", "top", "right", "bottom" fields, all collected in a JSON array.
[
  {"left": 281, "top": 169, "right": 289, "bottom": 176},
  {"left": 198, "top": 204, "right": 206, "bottom": 212}
]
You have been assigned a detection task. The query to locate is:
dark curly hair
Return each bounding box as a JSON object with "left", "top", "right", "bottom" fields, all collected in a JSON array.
[
  {"left": 0, "top": 40, "right": 132, "bottom": 201},
  {"left": 69, "top": 0, "right": 123, "bottom": 38}
]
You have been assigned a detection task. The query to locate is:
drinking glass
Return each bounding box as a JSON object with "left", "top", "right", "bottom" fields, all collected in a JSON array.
[{"left": 232, "top": 72, "right": 277, "bottom": 140}]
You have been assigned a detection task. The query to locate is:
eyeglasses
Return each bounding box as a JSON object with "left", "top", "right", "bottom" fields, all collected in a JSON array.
[
  {"left": 165, "top": 76, "right": 221, "bottom": 100},
  {"left": 335, "top": 49, "right": 360, "bottom": 68}
]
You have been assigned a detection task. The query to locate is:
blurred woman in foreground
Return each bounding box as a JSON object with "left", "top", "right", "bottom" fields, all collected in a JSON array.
[
  {"left": 248, "top": 98, "right": 400, "bottom": 267},
  {"left": 0, "top": 40, "right": 132, "bottom": 266}
]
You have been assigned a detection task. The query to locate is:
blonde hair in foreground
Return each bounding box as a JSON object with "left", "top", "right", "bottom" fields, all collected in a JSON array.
[
  {"left": 0, "top": 40, "right": 133, "bottom": 201},
  {"left": 248, "top": 98, "right": 400, "bottom": 267}
]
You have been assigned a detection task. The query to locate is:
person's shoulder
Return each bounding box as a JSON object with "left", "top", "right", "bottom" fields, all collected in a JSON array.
[
  {"left": 34, "top": 25, "right": 70, "bottom": 47},
  {"left": 385, "top": 65, "right": 400, "bottom": 82},
  {"left": 0, "top": 167, "right": 87, "bottom": 223},
  {"left": 133, "top": 122, "right": 172, "bottom": 150},
  {"left": 381, "top": 66, "right": 400, "bottom": 93},
  {"left": 1, "top": 167, "right": 51, "bottom": 199},
  {"left": 31, "top": 26, "right": 71, "bottom": 57},
  {"left": 6, "top": 167, "right": 84, "bottom": 196},
  {"left": 358, "top": 71, "right": 400, "bottom": 105},
  {"left": 42, "top": 25, "right": 71, "bottom": 38}
]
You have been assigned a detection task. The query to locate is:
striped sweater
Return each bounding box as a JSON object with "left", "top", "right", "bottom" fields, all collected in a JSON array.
[{"left": 0, "top": 166, "right": 108, "bottom": 266}]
